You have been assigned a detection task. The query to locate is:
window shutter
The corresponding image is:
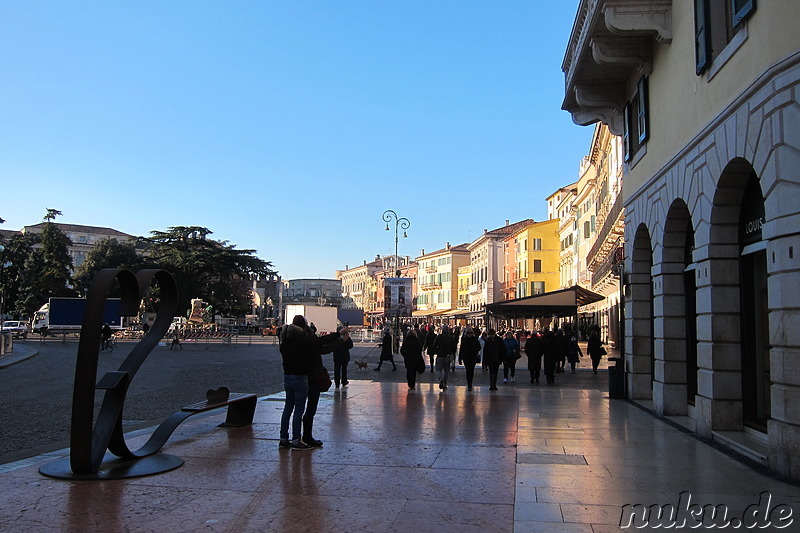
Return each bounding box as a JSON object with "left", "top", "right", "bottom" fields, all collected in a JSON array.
[
  {"left": 694, "top": 0, "right": 711, "bottom": 75},
  {"left": 623, "top": 103, "right": 631, "bottom": 162},
  {"left": 637, "top": 76, "right": 649, "bottom": 143},
  {"left": 732, "top": 0, "right": 756, "bottom": 27}
]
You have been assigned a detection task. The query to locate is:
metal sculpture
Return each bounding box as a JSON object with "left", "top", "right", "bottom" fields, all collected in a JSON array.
[{"left": 39, "top": 268, "right": 183, "bottom": 480}]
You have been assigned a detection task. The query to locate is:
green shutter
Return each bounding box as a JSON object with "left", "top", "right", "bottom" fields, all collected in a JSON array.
[
  {"left": 623, "top": 103, "right": 631, "bottom": 162},
  {"left": 732, "top": 0, "right": 756, "bottom": 27},
  {"left": 695, "top": 0, "right": 711, "bottom": 75},
  {"left": 637, "top": 76, "right": 649, "bottom": 144}
]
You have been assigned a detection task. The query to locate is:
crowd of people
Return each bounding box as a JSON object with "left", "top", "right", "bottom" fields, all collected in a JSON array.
[{"left": 278, "top": 313, "right": 607, "bottom": 450}]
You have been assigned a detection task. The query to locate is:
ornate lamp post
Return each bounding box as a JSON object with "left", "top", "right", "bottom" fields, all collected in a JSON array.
[
  {"left": 383, "top": 210, "right": 410, "bottom": 277},
  {"left": 381, "top": 210, "right": 410, "bottom": 352}
]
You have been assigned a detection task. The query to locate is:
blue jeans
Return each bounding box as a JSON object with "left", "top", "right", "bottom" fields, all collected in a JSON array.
[{"left": 280, "top": 374, "right": 308, "bottom": 441}]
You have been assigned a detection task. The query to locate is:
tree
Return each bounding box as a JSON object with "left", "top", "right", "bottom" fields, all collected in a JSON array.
[
  {"left": 0, "top": 232, "right": 43, "bottom": 318},
  {"left": 143, "top": 226, "right": 275, "bottom": 317},
  {"left": 73, "top": 237, "right": 143, "bottom": 295},
  {"left": 38, "top": 210, "right": 75, "bottom": 299}
]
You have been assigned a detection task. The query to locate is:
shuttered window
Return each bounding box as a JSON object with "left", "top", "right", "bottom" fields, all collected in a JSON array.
[
  {"left": 695, "top": 0, "right": 711, "bottom": 75},
  {"left": 732, "top": 0, "right": 756, "bottom": 27},
  {"left": 637, "top": 76, "right": 649, "bottom": 143}
]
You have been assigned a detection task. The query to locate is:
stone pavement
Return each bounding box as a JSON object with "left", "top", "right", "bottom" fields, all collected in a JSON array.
[{"left": 1, "top": 378, "right": 799, "bottom": 532}]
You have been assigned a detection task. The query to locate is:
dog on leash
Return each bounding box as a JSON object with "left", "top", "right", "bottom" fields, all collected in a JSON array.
[{"left": 354, "top": 359, "right": 369, "bottom": 371}]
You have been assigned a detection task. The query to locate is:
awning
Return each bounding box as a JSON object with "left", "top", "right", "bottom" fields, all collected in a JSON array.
[
  {"left": 485, "top": 285, "right": 605, "bottom": 319},
  {"left": 411, "top": 309, "right": 446, "bottom": 317},
  {"left": 439, "top": 308, "right": 468, "bottom": 317}
]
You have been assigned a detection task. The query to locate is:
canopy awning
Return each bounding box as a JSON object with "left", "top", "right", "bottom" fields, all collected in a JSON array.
[
  {"left": 411, "top": 309, "right": 446, "bottom": 317},
  {"left": 485, "top": 285, "right": 605, "bottom": 319}
]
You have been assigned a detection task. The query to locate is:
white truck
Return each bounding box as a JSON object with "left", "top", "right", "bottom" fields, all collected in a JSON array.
[{"left": 283, "top": 304, "right": 339, "bottom": 334}]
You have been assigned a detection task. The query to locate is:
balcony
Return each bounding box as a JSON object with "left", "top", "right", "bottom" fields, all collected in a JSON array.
[
  {"left": 588, "top": 193, "right": 624, "bottom": 270},
  {"left": 419, "top": 281, "right": 442, "bottom": 290},
  {"left": 562, "top": 0, "right": 672, "bottom": 134}
]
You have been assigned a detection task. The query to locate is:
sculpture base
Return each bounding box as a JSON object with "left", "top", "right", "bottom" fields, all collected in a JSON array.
[{"left": 39, "top": 453, "right": 184, "bottom": 480}]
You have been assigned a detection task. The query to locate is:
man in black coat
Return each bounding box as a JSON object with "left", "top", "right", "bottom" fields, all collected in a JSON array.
[
  {"left": 432, "top": 325, "right": 457, "bottom": 390},
  {"left": 525, "top": 331, "right": 545, "bottom": 383},
  {"left": 423, "top": 325, "right": 438, "bottom": 373},
  {"left": 542, "top": 329, "right": 560, "bottom": 385}
]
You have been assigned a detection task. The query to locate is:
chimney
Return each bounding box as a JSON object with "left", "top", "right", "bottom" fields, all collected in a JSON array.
[
  {"left": 505, "top": 219, "right": 510, "bottom": 226},
  {"left": 446, "top": 242, "right": 450, "bottom": 249},
  {"left": 483, "top": 229, "right": 488, "bottom": 234},
  {"left": 421, "top": 248, "right": 425, "bottom": 255}
]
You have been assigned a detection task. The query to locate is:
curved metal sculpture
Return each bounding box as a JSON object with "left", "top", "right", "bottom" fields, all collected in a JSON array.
[{"left": 40, "top": 268, "right": 184, "bottom": 480}]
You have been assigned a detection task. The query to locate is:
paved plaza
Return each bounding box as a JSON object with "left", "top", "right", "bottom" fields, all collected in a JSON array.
[{"left": 1, "top": 363, "right": 799, "bottom": 532}]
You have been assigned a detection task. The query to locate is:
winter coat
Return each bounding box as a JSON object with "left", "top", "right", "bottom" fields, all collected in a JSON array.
[
  {"left": 333, "top": 336, "right": 353, "bottom": 363},
  {"left": 587, "top": 334, "right": 604, "bottom": 361},
  {"left": 525, "top": 333, "right": 544, "bottom": 370},
  {"left": 423, "top": 330, "right": 438, "bottom": 355},
  {"left": 482, "top": 335, "right": 506, "bottom": 368},
  {"left": 458, "top": 335, "right": 482, "bottom": 365},
  {"left": 280, "top": 324, "right": 342, "bottom": 376},
  {"left": 542, "top": 331, "right": 559, "bottom": 368},
  {"left": 432, "top": 332, "right": 457, "bottom": 357},
  {"left": 502, "top": 337, "right": 520, "bottom": 362},
  {"left": 380, "top": 332, "right": 394, "bottom": 360},
  {"left": 400, "top": 335, "right": 425, "bottom": 371},
  {"left": 567, "top": 338, "right": 583, "bottom": 363}
]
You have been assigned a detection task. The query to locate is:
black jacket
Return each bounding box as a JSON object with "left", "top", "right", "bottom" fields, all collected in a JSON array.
[
  {"left": 432, "top": 332, "right": 456, "bottom": 357},
  {"left": 280, "top": 324, "right": 342, "bottom": 376},
  {"left": 458, "top": 336, "right": 481, "bottom": 364}
]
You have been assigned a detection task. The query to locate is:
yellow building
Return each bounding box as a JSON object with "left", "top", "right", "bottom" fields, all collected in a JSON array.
[
  {"left": 503, "top": 219, "right": 560, "bottom": 300},
  {"left": 414, "top": 243, "right": 470, "bottom": 322}
]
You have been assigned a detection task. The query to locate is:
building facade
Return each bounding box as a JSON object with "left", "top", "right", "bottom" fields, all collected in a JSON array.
[
  {"left": 22, "top": 223, "right": 136, "bottom": 270},
  {"left": 564, "top": 0, "right": 800, "bottom": 480},
  {"left": 415, "top": 243, "right": 469, "bottom": 314},
  {"left": 467, "top": 220, "right": 534, "bottom": 313}
]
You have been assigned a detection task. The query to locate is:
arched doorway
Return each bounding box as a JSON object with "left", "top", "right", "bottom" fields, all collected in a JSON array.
[
  {"left": 627, "top": 223, "right": 654, "bottom": 400},
  {"left": 659, "top": 200, "right": 698, "bottom": 413},
  {"left": 707, "top": 158, "right": 770, "bottom": 433}
]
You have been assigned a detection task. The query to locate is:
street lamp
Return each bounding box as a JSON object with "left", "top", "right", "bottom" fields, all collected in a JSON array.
[
  {"left": 381, "top": 210, "right": 410, "bottom": 353},
  {"left": 382, "top": 209, "right": 410, "bottom": 277}
]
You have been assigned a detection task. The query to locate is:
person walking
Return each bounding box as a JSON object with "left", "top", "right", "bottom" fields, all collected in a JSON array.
[
  {"left": 482, "top": 329, "right": 506, "bottom": 391},
  {"left": 375, "top": 327, "right": 397, "bottom": 371},
  {"left": 423, "top": 325, "right": 438, "bottom": 373},
  {"left": 332, "top": 326, "right": 353, "bottom": 388},
  {"left": 458, "top": 327, "right": 482, "bottom": 391},
  {"left": 400, "top": 329, "right": 425, "bottom": 389},
  {"left": 278, "top": 315, "right": 347, "bottom": 450},
  {"left": 566, "top": 336, "right": 583, "bottom": 373},
  {"left": 478, "top": 328, "right": 488, "bottom": 372},
  {"left": 525, "top": 331, "right": 544, "bottom": 383},
  {"left": 542, "top": 329, "right": 559, "bottom": 385},
  {"left": 502, "top": 331, "right": 520, "bottom": 383},
  {"left": 556, "top": 329, "right": 568, "bottom": 373},
  {"left": 586, "top": 326, "right": 606, "bottom": 374},
  {"left": 432, "top": 325, "right": 456, "bottom": 390}
]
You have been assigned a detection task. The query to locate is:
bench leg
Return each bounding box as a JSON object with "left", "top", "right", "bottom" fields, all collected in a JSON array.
[{"left": 222, "top": 396, "right": 257, "bottom": 427}]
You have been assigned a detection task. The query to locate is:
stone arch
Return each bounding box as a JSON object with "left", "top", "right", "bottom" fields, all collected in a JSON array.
[
  {"left": 693, "top": 157, "right": 764, "bottom": 435},
  {"left": 652, "top": 199, "right": 696, "bottom": 415},
  {"left": 626, "top": 222, "right": 654, "bottom": 400}
]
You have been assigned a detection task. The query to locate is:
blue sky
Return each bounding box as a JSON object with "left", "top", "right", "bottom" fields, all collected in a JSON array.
[{"left": 0, "top": 1, "right": 593, "bottom": 279}]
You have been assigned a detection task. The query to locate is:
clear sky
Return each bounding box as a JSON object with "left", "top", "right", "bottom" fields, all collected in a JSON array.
[{"left": 1, "top": 1, "right": 593, "bottom": 279}]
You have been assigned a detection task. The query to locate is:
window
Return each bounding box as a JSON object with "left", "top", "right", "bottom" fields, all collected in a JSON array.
[
  {"left": 533, "top": 238, "right": 542, "bottom": 251},
  {"left": 533, "top": 260, "right": 542, "bottom": 273},
  {"left": 532, "top": 281, "right": 545, "bottom": 295},
  {"left": 624, "top": 76, "right": 649, "bottom": 162},
  {"left": 695, "top": 0, "right": 756, "bottom": 75}
]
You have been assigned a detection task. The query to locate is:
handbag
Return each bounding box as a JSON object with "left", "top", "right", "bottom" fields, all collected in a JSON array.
[
  {"left": 598, "top": 346, "right": 607, "bottom": 356},
  {"left": 316, "top": 367, "right": 333, "bottom": 392},
  {"left": 417, "top": 355, "right": 426, "bottom": 374}
]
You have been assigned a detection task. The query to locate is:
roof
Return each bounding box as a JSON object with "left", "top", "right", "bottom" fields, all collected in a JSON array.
[
  {"left": 417, "top": 243, "right": 470, "bottom": 259},
  {"left": 23, "top": 223, "right": 135, "bottom": 238},
  {"left": 485, "top": 285, "right": 605, "bottom": 318}
]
